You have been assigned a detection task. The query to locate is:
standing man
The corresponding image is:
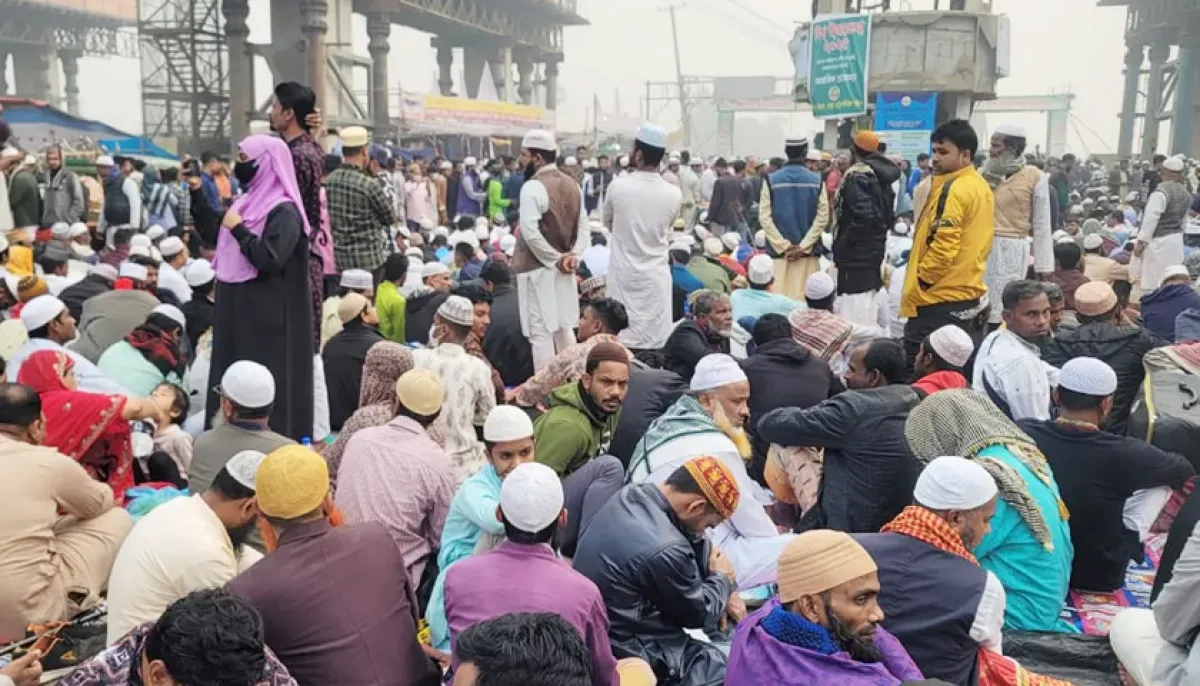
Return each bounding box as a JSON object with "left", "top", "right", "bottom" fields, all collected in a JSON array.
[
  {"left": 604, "top": 124, "right": 682, "bottom": 354},
  {"left": 326, "top": 127, "right": 395, "bottom": 277},
  {"left": 830, "top": 131, "right": 899, "bottom": 329},
  {"left": 97, "top": 155, "right": 141, "bottom": 234},
  {"left": 1135, "top": 155, "right": 1190, "bottom": 290},
  {"left": 455, "top": 156, "right": 486, "bottom": 218},
  {"left": 707, "top": 158, "right": 745, "bottom": 241},
  {"left": 1049, "top": 154, "right": 1075, "bottom": 221},
  {"left": 41, "top": 145, "right": 85, "bottom": 228},
  {"left": 679, "top": 153, "right": 702, "bottom": 227},
  {"left": 982, "top": 124, "right": 1053, "bottom": 329},
  {"left": 902, "top": 119, "right": 994, "bottom": 365},
  {"left": 758, "top": 134, "right": 829, "bottom": 300},
  {"left": 513, "top": 129, "right": 589, "bottom": 370}
]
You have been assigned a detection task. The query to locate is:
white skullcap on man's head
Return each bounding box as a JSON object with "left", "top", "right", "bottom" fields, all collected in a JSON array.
[
  {"left": 119, "top": 262, "right": 149, "bottom": 281},
  {"left": 1164, "top": 265, "right": 1191, "bottom": 281},
  {"left": 690, "top": 353, "right": 748, "bottom": 392},
  {"left": 1083, "top": 234, "right": 1103, "bottom": 250},
  {"left": 927, "top": 325, "right": 974, "bottom": 368},
  {"left": 754, "top": 230, "right": 766, "bottom": 248},
  {"left": 1058, "top": 357, "right": 1118, "bottom": 397},
  {"left": 130, "top": 234, "right": 152, "bottom": 249},
  {"left": 635, "top": 123, "right": 668, "bottom": 149},
  {"left": 421, "top": 262, "right": 450, "bottom": 279},
  {"left": 1164, "top": 156, "right": 1186, "bottom": 172},
  {"left": 20, "top": 295, "right": 65, "bottom": 332},
  {"left": 669, "top": 240, "right": 691, "bottom": 254},
  {"left": 994, "top": 124, "right": 1027, "bottom": 138},
  {"left": 521, "top": 129, "right": 557, "bottom": 152},
  {"left": 721, "top": 232, "right": 740, "bottom": 252},
  {"left": 224, "top": 450, "right": 267, "bottom": 491},
  {"left": 484, "top": 405, "right": 534, "bottom": 442},
  {"left": 747, "top": 254, "right": 774, "bottom": 286},
  {"left": 914, "top": 456, "right": 998, "bottom": 511},
  {"left": 340, "top": 269, "right": 374, "bottom": 290},
  {"left": 146, "top": 225, "right": 166, "bottom": 241},
  {"left": 500, "top": 463, "right": 564, "bottom": 533},
  {"left": 805, "top": 272, "right": 835, "bottom": 300},
  {"left": 50, "top": 222, "right": 71, "bottom": 239},
  {"left": 703, "top": 237, "right": 723, "bottom": 258}
]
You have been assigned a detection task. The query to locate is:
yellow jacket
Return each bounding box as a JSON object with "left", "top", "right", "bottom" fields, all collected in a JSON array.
[{"left": 901, "top": 165, "right": 995, "bottom": 318}]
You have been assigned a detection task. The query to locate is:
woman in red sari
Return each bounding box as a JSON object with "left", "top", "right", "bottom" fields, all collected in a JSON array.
[{"left": 17, "top": 350, "right": 166, "bottom": 501}]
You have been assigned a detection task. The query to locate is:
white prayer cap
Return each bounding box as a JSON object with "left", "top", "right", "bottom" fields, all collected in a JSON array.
[
  {"left": 158, "top": 236, "right": 185, "bottom": 257},
  {"left": 397, "top": 225, "right": 412, "bottom": 239},
  {"left": 914, "top": 456, "right": 998, "bottom": 511},
  {"left": 152, "top": 303, "right": 186, "bottom": 329},
  {"left": 219, "top": 360, "right": 276, "bottom": 408},
  {"left": 440, "top": 160, "right": 453, "bottom": 171},
  {"left": 119, "top": 262, "right": 149, "bottom": 281},
  {"left": 50, "top": 222, "right": 71, "bottom": 239},
  {"left": 994, "top": 123, "right": 1027, "bottom": 138},
  {"left": 421, "top": 262, "right": 450, "bottom": 279},
  {"left": 805, "top": 272, "right": 835, "bottom": 300},
  {"left": 1164, "top": 264, "right": 1191, "bottom": 280},
  {"left": 667, "top": 156, "right": 680, "bottom": 165},
  {"left": 1125, "top": 191, "right": 1139, "bottom": 202},
  {"left": 690, "top": 353, "right": 748, "bottom": 392},
  {"left": 484, "top": 405, "right": 534, "bottom": 442},
  {"left": 68, "top": 223, "right": 88, "bottom": 239},
  {"left": 618, "top": 155, "right": 630, "bottom": 167},
  {"left": 785, "top": 133, "right": 809, "bottom": 146},
  {"left": 588, "top": 219, "right": 605, "bottom": 234},
  {"left": 689, "top": 157, "right": 703, "bottom": 167},
  {"left": 405, "top": 247, "right": 424, "bottom": 258},
  {"left": 474, "top": 226, "right": 490, "bottom": 240},
  {"left": 20, "top": 295, "right": 66, "bottom": 331},
  {"left": 1055, "top": 235, "right": 1077, "bottom": 245},
  {"left": 564, "top": 156, "right": 579, "bottom": 167},
  {"left": 500, "top": 463, "right": 564, "bottom": 533},
  {"left": 500, "top": 235, "right": 517, "bottom": 256},
  {"left": 748, "top": 254, "right": 774, "bottom": 286},
  {"left": 437, "top": 295, "right": 475, "bottom": 327},
  {"left": 223, "top": 450, "right": 267, "bottom": 491},
  {"left": 128, "top": 245, "right": 152, "bottom": 258},
  {"left": 95, "top": 155, "right": 115, "bottom": 167},
  {"left": 146, "top": 225, "right": 167, "bottom": 241},
  {"left": 635, "top": 123, "right": 668, "bottom": 149},
  {"left": 1164, "top": 155, "right": 1186, "bottom": 172},
  {"left": 520, "top": 130, "right": 556, "bottom": 152},
  {"left": 474, "top": 216, "right": 490, "bottom": 229},
  {"left": 721, "top": 232, "right": 740, "bottom": 252},
  {"left": 703, "top": 237, "right": 724, "bottom": 258},
  {"left": 90, "top": 263, "right": 118, "bottom": 282},
  {"left": 677, "top": 234, "right": 696, "bottom": 247},
  {"left": 754, "top": 230, "right": 766, "bottom": 248},
  {"left": 0, "top": 235, "right": 9, "bottom": 253},
  {"left": 130, "top": 234, "right": 153, "bottom": 249},
  {"left": 927, "top": 325, "right": 974, "bottom": 368},
  {"left": 669, "top": 240, "right": 691, "bottom": 254},
  {"left": 433, "top": 226, "right": 451, "bottom": 238},
  {"left": 184, "top": 259, "right": 215, "bottom": 287},
  {"left": 339, "top": 269, "right": 374, "bottom": 290},
  {"left": 454, "top": 231, "right": 480, "bottom": 248},
  {"left": 1060, "top": 357, "right": 1118, "bottom": 397},
  {"left": 1082, "top": 234, "right": 1103, "bottom": 250},
  {"left": 806, "top": 148, "right": 823, "bottom": 162},
  {"left": 419, "top": 217, "right": 435, "bottom": 231},
  {"left": 3, "top": 275, "right": 19, "bottom": 299},
  {"left": 464, "top": 156, "right": 479, "bottom": 167},
  {"left": 0, "top": 319, "right": 28, "bottom": 362}
]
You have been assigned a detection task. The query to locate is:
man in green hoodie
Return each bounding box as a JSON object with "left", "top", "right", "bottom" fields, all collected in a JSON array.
[
  {"left": 483, "top": 159, "right": 510, "bottom": 222},
  {"left": 532, "top": 341, "right": 630, "bottom": 556}
]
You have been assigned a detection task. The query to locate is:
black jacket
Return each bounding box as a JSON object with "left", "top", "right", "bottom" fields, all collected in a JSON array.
[
  {"left": 758, "top": 385, "right": 924, "bottom": 533},
  {"left": 573, "top": 483, "right": 734, "bottom": 686},
  {"left": 832, "top": 154, "right": 899, "bottom": 295},
  {"left": 404, "top": 288, "right": 450, "bottom": 346},
  {"left": 742, "top": 338, "right": 844, "bottom": 484},
  {"left": 180, "top": 295, "right": 215, "bottom": 351},
  {"left": 1042, "top": 322, "right": 1163, "bottom": 434},
  {"left": 609, "top": 365, "right": 689, "bottom": 469},
  {"left": 322, "top": 322, "right": 385, "bottom": 432},
  {"left": 663, "top": 320, "right": 730, "bottom": 383},
  {"left": 708, "top": 174, "right": 744, "bottom": 228},
  {"left": 481, "top": 283, "right": 534, "bottom": 387},
  {"left": 59, "top": 274, "right": 111, "bottom": 324}
]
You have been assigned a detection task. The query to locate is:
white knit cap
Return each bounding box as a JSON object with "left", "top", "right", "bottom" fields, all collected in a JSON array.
[
  {"left": 20, "top": 295, "right": 66, "bottom": 331},
  {"left": 703, "top": 237, "right": 723, "bottom": 258},
  {"left": 500, "top": 463, "right": 564, "bottom": 533},
  {"left": 474, "top": 225, "right": 490, "bottom": 240},
  {"left": 421, "top": 262, "right": 450, "bottom": 278},
  {"left": 455, "top": 231, "right": 480, "bottom": 248},
  {"left": 219, "top": 360, "right": 276, "bottom": 408},
  {"left": 224, "top": 450, "right": 267, "bottom": 491},
  {"left": 805, "top": 272, "right": 835, "bottom": 300},
  {"left": 1163, "top": 155, "right": 1185, "bottom": 172},
  {"left": 994, "top": 123, "right": 1027, "bottom": 138},
  {"left": 463, "top": 156, "right": 478, "bottom": 167},
  {"left": 119, "top": 262, "right": 149, "bottom": 281},
  {"left": 694, "top": 226, "right": 712, "bottom": 241},
  {"left": 754, "top": 230, "right": 766, "bottom": 248},
  {"left": 1082, "top": 234, "right": 1103, "bottom": 250},
  {"left": 483, "top": 405, "right": 534, "bottom": 442},
  {"left": 68, "top": 223, "right": 89, "bottom": 239},
  {"left": 95, "top": 155, "right": 115, "bottom": 167},
  {"left": 433, "top": 226, "right": 450, "bottom": 238},
  {"left": 635, "top": 123, "right": 668, "bottom": 149},
  {"left": 128, "top": 245, "right": 152, "bottom": 258},
  {"left": 1164, "top": 265, "right": 1191, "bottom": 280},
  {"left": 927, "top": 325, "right": 974, "bottom": 368},
  {"left": 564, "top": 156, "right": 578, "bottom": 167},
  {"left": 669, "top": 240, "right": 691, "bottom": 254},
  {"left": 721, "top": 232, "right": 740, "bottom": 252},
  {"left": 146, "top": 225, "right": 167, "bottom": 241},
  {"left": 158, "top": 236, "right": 185, "bottom": 257},
  {"left": 50, "top": 222, "right": 71, "bottom": 239},
  {"left": 690, "top": 353, "right": 748, "bottom": 392},
  {"left": 339, "top": 269, "right": 373, "bottom": 290},
  {"left": 152, "top": 304, "right": 186, "bottom": 329},
  {"left": 914, "top": 456, "right": 998, "bottom": 511},
  {"left": 130, "top": 234, "right": 153, "bottom": 249},
  {"left": 437, "top": 295, "right": 475, "bottom": 327},
  {"left": 184, "top": 259, "right": 216, "bottom": 287},
  {"left": 521, "top": 130, "right": 556, "bottom": 152},
  {"left": 1059, "top": 356, "right": 1118, "bottom": 397},
  {"left": 500, "top": 235, "right": 517, "bottom": 256},
  {"left": 90, "top": 263, "right": 118, "bottom": 282},
  {"left": 747, "top": 254, "right": 774, "bottom": 286}
]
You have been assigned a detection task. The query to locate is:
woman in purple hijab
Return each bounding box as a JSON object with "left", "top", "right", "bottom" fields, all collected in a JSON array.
[{"left": 190, "top": 134, "right": 314, "bottom": 439}]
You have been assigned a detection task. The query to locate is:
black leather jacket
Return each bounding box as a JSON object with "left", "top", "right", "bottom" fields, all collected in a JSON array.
[{"left": 573, "top": 484, "right": 734, "bottom": 686}]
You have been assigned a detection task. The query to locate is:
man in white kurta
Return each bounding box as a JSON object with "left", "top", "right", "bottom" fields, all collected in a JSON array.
[
  {"left": 603, "top": 123, "right": 683, "bottom": 351},
  {"left": 514, "top": 129, "right": 590, "bottom": 370},
  {"left": 1135, "top": 155, "right": 1190, "bottom": 290}
]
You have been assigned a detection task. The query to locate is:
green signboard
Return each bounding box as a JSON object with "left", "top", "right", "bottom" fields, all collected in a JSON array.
[{"left": 807, "top": 14, "right": 871, "bottom": 120}]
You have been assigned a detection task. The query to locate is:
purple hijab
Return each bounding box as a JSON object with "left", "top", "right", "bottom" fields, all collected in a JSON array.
[{"left": 214, "top": 134, "right": 311, "bottom": 283}]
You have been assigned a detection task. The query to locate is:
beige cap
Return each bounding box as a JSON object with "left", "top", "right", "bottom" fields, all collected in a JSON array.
[
  {"left": 337, "top": 292, "right": 371, "bottom": 323},
  {"left": 340, "top": 126, "right": 370, "bottom": 148},
  {"left": 777, "top": 530, "right": 878, "bottom": 603},
  {"left": 395, "top": 368, "right": 444, "bottom": 416},
  {"left": 1074, "top": 281, "right": 1118, "bottom": 316}
]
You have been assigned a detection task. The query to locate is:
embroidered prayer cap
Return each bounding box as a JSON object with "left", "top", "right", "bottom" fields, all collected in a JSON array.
[
  {"left": 223, "top": 450, "right": 267, "bottom": 491},
  {"left": 437, "top": 295, "right": 474, "bottom": 327},
  {"left": 152, "top": 304, "right": 186, "bottom": 329},
  {"left": 255, "top": 445, "right": 330, "bottom": 519},
  {"left": 500, "top": 463, "right": 564, "bottom": 533},
  {"left": 927, "top": 325, "right": 974, "bottom": 368},
  {"left": 748, "top": 254, "right": 774, "bottom": 286},
  {"left": 340, "top": 126, "right": 370, "bottom": 148},
  {"left": 484, "top": 405, "right": 534, "bottom": 443},
  {"left": 421, "top": 262, "right": 450, "bottom": 279},
  {"left": 158, "top": 236, "right": 185, "bottom": 258},
  {"left": 1059, "top": 357, "right": 1118, "bottom": 397},
  {"left": 702, "top": 237, "right": 723, "bottom": 258},
  {"left": 721, "top": 232, "right": 740, "bottom": 252},
  {"left": 17, "top": 276, "right": 47, "bottom": 302},
  {"left": 1163, "top": 155, "right": 1185, "bottom": 172},
  {"left": 50, "top": 222, "right": 71, "bottom": 239},
  {"left": 395, "top": 368, "right": 444, "bottom": 416},
  {"left": 914, "top": 456, "right": 998, "bottom": 511},
  {"left": 994, "top": 123, "right": 1027, "bottom": 138},
  {"left": 852, "top": 131, "right": 880, "bottom": 153},
  {"left": 0, "top": 319, "right": 28, "bottom": 362},
  {"left": 777, "top": 530, "right": 878, "bottom": 603},
  {"left": 337, "top": 293, "right": 371, "bottom": 324},
  {"left": 805, "top": 272, "right": 835, "bottom": 300},
  {"left": 682, "top": 456, "right": 740, "bottom": 521},
  {"left": 184, "top": 259, "right": 215, "bottom": 287},
  {"left": 119, "top": 262, "right": 149, "bottom": 281},
  {"left": 635, "top": 123, "right": 668, "bottom": 149},
  {"left": 339, "top": 268, "right": 374, "bottom": 290},
  {"left": 20, "top": 295, "right": 66, "bottom": 331},
  {"left": 1082, "top": 234, "right": 1103, "bottom": 250},
  {"left": 219, "top": 360, "right": 276, "bottom": 409},
  {"left": 1074, "top": 281, "right": 1118, "bottom": 317},
  {"left": 146, "top": 225, "right": 167, "bottom": 241},
  {"left": 521, "top": 129, "right": 557, "bottom": 152},
  {"left": 690, "top": 353, "right": 748, "bottom": 392}
]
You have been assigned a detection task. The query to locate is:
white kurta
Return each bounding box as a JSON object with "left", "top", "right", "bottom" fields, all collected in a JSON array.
[
  {"left": 516, "top": 164, "right": 590, "bottom": 338},
  {"left": 986, "top": 171, "right": 1054, "bottom": 323},
  {"left": 603, "top": 171, "right": 683, "bottom": 350},
  {"left": 1137, "top": 189, "right": 1185, "bottom": 290}
]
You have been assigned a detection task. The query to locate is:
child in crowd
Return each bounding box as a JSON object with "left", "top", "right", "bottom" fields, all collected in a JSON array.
[{"left": 151, "top": 382, "right": 193, "bottom": 485}]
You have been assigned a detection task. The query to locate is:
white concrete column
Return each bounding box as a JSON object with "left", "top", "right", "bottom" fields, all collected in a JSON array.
[
  {"left": 60, "top": 48, "right": 81, "bottom": 114},
  {"left": 302, "top": 0, "right": 330, "bottom": 112},
  {"left": 366, "top": 10, "right": 391, "bottom": 141}
]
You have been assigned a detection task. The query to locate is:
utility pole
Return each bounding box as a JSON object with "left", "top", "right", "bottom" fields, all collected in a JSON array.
[{"left": 666, "top": 4, "right": 691, "bottom": 147}]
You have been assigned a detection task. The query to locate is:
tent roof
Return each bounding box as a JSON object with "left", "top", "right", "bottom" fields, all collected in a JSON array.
[{"left": 0, "top": 97, "right": 177, "bottom": 162}]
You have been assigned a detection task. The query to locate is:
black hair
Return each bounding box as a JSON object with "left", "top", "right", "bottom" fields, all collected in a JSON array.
[
  {"left": 145, "top": 312, "right": 183, "bottom": 337},
  {"left": 502, "top": 513, "right": 558, "bottom": 546},
  {"left": 918, "top": 334, "right": 960, "bottom": 372},
  {"left": 1077, "top": 309, "right": 1117, "bottom": 325},
  {"left": 931, "top": 119, "right": 979, "bottom": 159},
  {"left": 861, "top": 339, "right": 907, "bottom": 384},
  {"left": 1113, "top": 280, "right": 1132, "bottom": 305},
  {"left": 1054, "top": 241, "right": 1082, "bottom": 270},
  {"left": 877, "top": 141, "right": 888, "bottom": 153},
  {"left": 130, "top": 254, "right": 160, "bottom": 268},
  {"left": 917, "top": 152, "right": 930, "bottom": 162},
  {"left": 273, "top": 82, "right": 316, "bottom": 132},
  {"left": 585, "top": 298, "right": 628, "bottom": 334},
  {"left": 38, "top": 253, "right": 66, "bottom": 275},
  {"left": 440, "top": 319, "right": 473, "bottom": 340},
  {"left": 0, "top": 383, "right": 41, "bottom": 427},
  {"left": 1057, "top": 386, "right": 1107, "bottom": 411},
  {"left": 454, "top": 242, "right": 476, "bottom": 262},
  {"left": 670, "top": 248, "right": 691, "bottom": 264},
  {"left": 453, "top": 282, "right": 493, "bottom": 305},
  {"left": 664, "top": 462, "right": 721, "bottom": 516},
  {"left": 383, "top": 253, "right": 409, "bottom": 282},
  {"left": 154, "top": 382, "right": 190, "bottom": 423},
  {"left": 1042, "top": 281, "right": 1064, "bottom": 303},
  {"left": 0, "top": 121, "right": 10, "bottom": 146},
  {"left": 210, "top": 467, "right": 256, "bottom": 501},
  {"left": 679, "top": 151, "right": 690, "bottom": 164},
  {"left": 228, "top": 399, "right": 272, "bottom": 421},
  {"left": 807, "top": 293, "right": 835, "bottom": 311},
  {"left": 112, "top": 228, "right": 135, "bottom": 247},
  {"left": 457, "top": 215, "right": 477, "bottom": 231},
  {"left": 200, "top": 151, "right": 217, "bottom": 165},
  {"left": 431, "top": 235, "right": 449, "bottom": 248},
  {"left": 161, "top": 168, "right": 179, "bottom": 183},
  {"left": 1063, "top": 153, "right": 1078, "bottom": 164},
  {"left": 480, "top": 260, "right": 511, "bottom": 286},
  {"left": 454, "top": 613, "right": 592, "bottom": 686},
  {"left": 397, "top": 403, "right": 440, "bottom": 428},
  {"left": 342, "top": 145, "right": 364, "bottom": 158},
  {"left": 752, "top": 313, "right": 792, "bottom": 347},
  {"left": 634, "top": 139, "right": 665, "bottom": 168},
  {"left": 143, "top": 589, "right": 267, "bottom": 686},
  {"left": 1110, "top": 210, "right": 1126, "bottom": 222},
  {"left": 1153, "top": 153, "right": 1167, "bottom": 165},
  {"left": 785, "top": 143, "right": 808, "bottom": 161},
  {"left": 26, "top": 322, "right": 52, "bottom": 340},
  {"left": 1001, "top": 280, "right": 1046, "bottom": 311},
  {"left": 732, "top": 160, "right": 746, "bottom": 174},
  {"left": 133, "top": 159, "right": 147, "bottom": 172},
  {"left": 769, "top": 156, "right": 785, "bottom": 169},
  {"left": 532, "top": 149, "right": 556, "bottom": 165},
  {"left": 323, "top": 154, "right": 342, "bottom": 176}
]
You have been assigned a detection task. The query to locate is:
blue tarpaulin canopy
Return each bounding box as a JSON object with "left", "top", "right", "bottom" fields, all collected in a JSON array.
[{"left": 1, "top": 96, "right": 178, "bottom": 164}]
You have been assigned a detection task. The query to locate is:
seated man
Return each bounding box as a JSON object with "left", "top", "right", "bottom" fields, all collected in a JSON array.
[
  {"left": 426, "top": 406, "right": 537, "bottom": 651},
  {"left": 911, "top": 325, "right": 973, "bottom": 395},
  {"left": 320, "top": 268, "right": 374, "bottom": 350},
  {"left": 532, "top": 342, "right": 629, "bottom": 555},
  {"left": 228, "top": 446, "right": 441, "bottom": 685},
  {"left": 788, "top": 272, "right": 880, "bottom": 378},
  {"left": 512, "top": 298, "right": 630, "bottom": 408},
  {"left": 726, "top": 530, "right": 923, "bottom": 684},
  {"left": 1045, "top": 241, "right": 1089, "bottom": 311},
  {"left": 1019, "top": 357, "right": 1193, "bottom": 592},
  {"left": 445, "top": 463, "right": 620, "bottom": 685},
  {"left": 9, "top": 294, "right": 130, "bottom": 395},
  {"left": 629, "top": 354, "right": 793, "bottom": 587},
  {"left": 454, "top": 613, "right": 603, "bottom": 686},
  {"left": 60, "top": 588, "right": 296, "bottom": 686},
  {"left": 663, "top": 290, "right": 732, "bottom": 383},
  {"left": 974, "top": 280, "right": 1059, "bottom": 421},
  {"left": 1141, "top": 264, "right": 1200, "bottom": 342},
  {"left": 0, "top": 383, "right": 131, "bottom": 636},
  {"left": 322, "top": 293, "right": 384, "bottom": 432},
  {"left": 574, "top": 457, "right": 743, "bottom": 686},
  {"left": 104, "top": 450, "right": 265, "bottom": 643},
  {"left": 731, "top": 254, "right": 802, "bottom": 322}
]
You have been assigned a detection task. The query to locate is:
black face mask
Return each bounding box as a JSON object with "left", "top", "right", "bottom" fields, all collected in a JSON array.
[{"left": 233, "top": 159, "right": 258, "bottom": 188}]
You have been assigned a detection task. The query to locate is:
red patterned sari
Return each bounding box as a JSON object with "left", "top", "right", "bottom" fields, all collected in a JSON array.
[{"left": 17, "top": 350, "right": 133, "bottom": 502}]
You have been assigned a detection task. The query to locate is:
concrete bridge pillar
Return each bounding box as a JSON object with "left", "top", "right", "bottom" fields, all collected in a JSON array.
[
  {"left": 463, "top": 46, "right": 489, "bottom": 99},
  {"left": 436, "top": 44, "right": 454, "bottom": 96},
  {"left": 11, "top": 44, "right": 55, "bottom": 104},
  {"left": 544, "top": 58, "right": 559, "bottom": 111},
  {"left": 223, "top": 0, "right": 253, "bottom": 145},
  {"left": 516, "top": 50, "right": 534, "bottom": 105},
  {"left": 366, "top": 10, "right": 391, "bottom": 141},
  {"left": 60, "top": 48, "right": 81, "bottom": 115},
  {"left": 1172, "top": 27, "right": 1200, "bottom": 156},
  {"left": 301, "top": 0, "right": 330, "bottom": 112},
  {"left": 1118, "top": 45, "right": 1143, "bottom": 158},
  {"left": 1142, "top": 41, "right": 1170, "bottom": 158}
]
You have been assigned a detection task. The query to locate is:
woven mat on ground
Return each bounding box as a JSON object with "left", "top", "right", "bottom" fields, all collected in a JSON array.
[{"left": 1060, "top": 533, "right": 1165, "bottom": 637}]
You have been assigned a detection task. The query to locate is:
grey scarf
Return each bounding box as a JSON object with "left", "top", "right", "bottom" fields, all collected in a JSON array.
[{"left": 981, "top": 152, "right": 1024, "bottom": 190}]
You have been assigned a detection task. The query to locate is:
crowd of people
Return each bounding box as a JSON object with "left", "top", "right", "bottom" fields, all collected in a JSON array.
[{"left": 0, "top": 78, "right": 1199, "bottom": 686}]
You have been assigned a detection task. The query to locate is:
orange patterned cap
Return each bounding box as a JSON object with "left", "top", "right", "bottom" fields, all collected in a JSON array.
[{"left": 683, "top": 456, "right": 740, "bottom": 520}]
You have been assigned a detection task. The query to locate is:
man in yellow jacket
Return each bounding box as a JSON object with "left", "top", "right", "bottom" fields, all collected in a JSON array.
[{"left": 902, "top": 119, "right": 995, "bottom": 367}]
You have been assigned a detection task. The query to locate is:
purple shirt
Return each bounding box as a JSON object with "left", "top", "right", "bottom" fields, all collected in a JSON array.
[{"left": 444, "top": 540, "right": 619, "bottom": 686}]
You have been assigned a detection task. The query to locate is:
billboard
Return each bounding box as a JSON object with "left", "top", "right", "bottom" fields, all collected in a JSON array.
[
  {"left": 875, "top": 92, "right": 938, "bottom": 161},
  {"left": 808, "top": 14, "right": 871, "bottom": 119}
]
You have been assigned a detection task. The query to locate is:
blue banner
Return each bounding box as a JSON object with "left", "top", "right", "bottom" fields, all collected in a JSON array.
[{"left": 874, "top": 92, "right": 937, "bottom": 161}]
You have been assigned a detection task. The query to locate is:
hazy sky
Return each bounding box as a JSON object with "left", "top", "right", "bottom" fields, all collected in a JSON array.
[{"left": 39, "top": 0, "right": 1134, "bottom": 155}]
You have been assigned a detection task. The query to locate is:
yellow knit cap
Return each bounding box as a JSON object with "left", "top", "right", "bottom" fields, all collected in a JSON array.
[{"left": 255, "top": 445, "right": 329, "bottom": 519}]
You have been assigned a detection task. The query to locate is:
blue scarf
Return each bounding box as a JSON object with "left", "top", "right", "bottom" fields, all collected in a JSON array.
[{"left": 760, "top": 605, "right": 841, "bottom": 656}]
